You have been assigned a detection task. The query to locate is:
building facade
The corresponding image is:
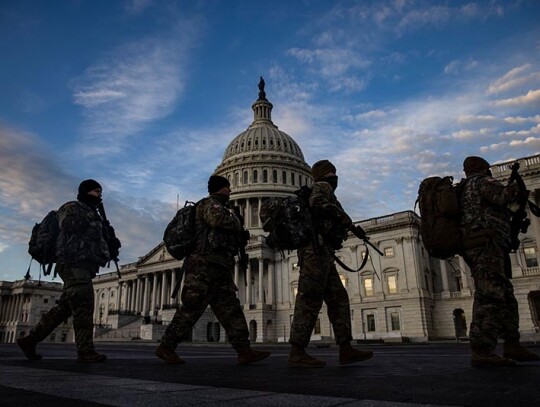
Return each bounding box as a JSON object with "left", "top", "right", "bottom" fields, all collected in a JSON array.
[
  {"left": 0, "top": 279, "right": 73, "bottom": 344},
  {"left": 2, "top": 81, "right": 539, "bottom": 344}
]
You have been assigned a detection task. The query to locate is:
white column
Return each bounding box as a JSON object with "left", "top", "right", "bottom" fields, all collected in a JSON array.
[
  {"left": 268, "top": 262, "right": 274, "bottom": 305},
  {"left": 142, "top": 275, "right": 150, "bottom": 316},
  {"left": 151, "top": 273, "right": 158, "bottom": 311},
  {"left": 246, "top": 261, "right": 252, "bottom": 305},
  {"left": 458, "top": 256, "right": 470, "bottom": 290},
  {"left": 161, "top": 271, "right": 168, "bottom": 309},
  {"left": 258, "top": 258, "right": 264, "bottom": 304},
  {"left": 170, "top": 269, "right": 177, "bottom": 300},
  {"left": 105, "top": 288, "right": 111, "bottom": 320},
  {"left": 135, "top": 278, "right": 141, "bottom": 313},
  {"left": 116, "top": 283, "right": 122, "bottom": 311},
  {"left": 13, "top": 295, "right": 21, "bottom": 323},
  {"left": 440, "top": 260, "right": 450, "bottom": 293}
]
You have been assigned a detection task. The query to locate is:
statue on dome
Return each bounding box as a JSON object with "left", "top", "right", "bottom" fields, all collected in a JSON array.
[{"left": 258, "top": 76, "right": 267, "bottom": 100}]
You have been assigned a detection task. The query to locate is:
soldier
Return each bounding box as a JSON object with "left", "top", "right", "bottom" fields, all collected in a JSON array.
[
  {"left": 18, "top": 179, "right": 113, "bottom": 362},
  {"left": 288, "top": 160, "right": 373, "bottom": 367},
  {"left": 155, "top": 175, "right": 271, "bottom": 365},
  {"left": 460, "top": 156, "right": 539, "bottom": 367}
]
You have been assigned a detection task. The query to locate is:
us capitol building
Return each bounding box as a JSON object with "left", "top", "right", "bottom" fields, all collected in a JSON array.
[{"left": 2, "top": 80, "right": 540, "bottom": 345}]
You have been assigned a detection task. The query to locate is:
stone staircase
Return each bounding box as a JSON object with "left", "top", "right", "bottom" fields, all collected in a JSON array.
[{"left": 94, "top": 315, "right": 144, "bottom": 341}]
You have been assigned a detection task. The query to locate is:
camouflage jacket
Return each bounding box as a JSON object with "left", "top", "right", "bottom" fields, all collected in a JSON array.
[
  {"left": 460, "top": 174, "right": 520, "bottom": 247},
  {"left": 193, "top": 195, "right": 243, "bottom": 266},
  {"left": 309, "top": 181, "right": 352, "bottom": 249},
  {"left": 55, "top": 201, "right": 111, "bottom": 267}
]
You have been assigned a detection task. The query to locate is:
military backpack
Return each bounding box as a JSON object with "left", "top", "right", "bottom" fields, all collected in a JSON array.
[
  {"left": 416, "top": 176, "right": 463, "bottom": 259},
  {"left": 260, "top": 186, "right": 314, "bottom": 251},
  {"left": 163, "top": 200, "right": 204, "bottom": 260},
  {"left": 28, "top": 210, "right": 60, "bottom": 276}
]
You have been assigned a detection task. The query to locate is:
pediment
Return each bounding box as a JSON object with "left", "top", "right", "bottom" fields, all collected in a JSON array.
[{"left": 136, "top": 241, "right": 176, "bottom": 266}]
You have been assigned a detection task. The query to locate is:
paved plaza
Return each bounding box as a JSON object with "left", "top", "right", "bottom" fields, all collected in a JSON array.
[{"left": 0, "top": 342, "right": 539, "bottom": 406}]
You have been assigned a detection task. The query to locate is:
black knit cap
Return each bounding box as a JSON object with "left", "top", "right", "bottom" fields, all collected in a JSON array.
[
  {"left": 78, "top": 179, "right": 102, "bottom": 195},
  {"left": 463, "top": 156, "right": 490, "bottom": 176},
  {"left": 311, "top": 159, "right": 337, "bottom": 182},
  {"left": 208, "top": 175, "right": 230, "bottom": 194}
]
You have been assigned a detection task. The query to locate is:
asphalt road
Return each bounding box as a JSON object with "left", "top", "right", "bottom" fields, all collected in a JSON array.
[{"left": 0, "top": 341, "right": 539, "bottom": 406}]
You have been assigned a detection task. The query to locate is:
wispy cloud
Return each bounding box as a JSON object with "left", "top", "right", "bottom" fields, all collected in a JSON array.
[
  {"left": 492, "top": 89, "right": 540, "bottom": 107},
  {"left": 72, "top": 26, "right": 199, "bottom": 157}
]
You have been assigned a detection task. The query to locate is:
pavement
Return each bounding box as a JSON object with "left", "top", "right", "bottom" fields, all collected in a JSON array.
[{"left": 0, "top": 341, "right": 539, "bottom": 407}]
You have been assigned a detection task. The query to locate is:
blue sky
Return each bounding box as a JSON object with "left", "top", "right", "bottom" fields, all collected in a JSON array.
[{"left": 1, "top": 0, "right": 539, "bottom": 282}]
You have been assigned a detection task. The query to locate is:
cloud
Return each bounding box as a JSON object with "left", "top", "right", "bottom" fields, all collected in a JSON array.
[
  {"left": 487, "top": 64, "right": 540, "bottom": 94},
  {"left": 444, "top": 59, "right": 479, "bottom": 75},
  {"left": 493, "top": 89, "right": 540, "bottom": 107},
  {"left": 124, "top": 0, "right": 153, "bottom": 15},
  {"left": 72, "top": 27, "right": 199, "bottom": 157}
]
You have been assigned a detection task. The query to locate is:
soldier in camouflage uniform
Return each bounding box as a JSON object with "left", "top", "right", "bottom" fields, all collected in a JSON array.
[
  {"left": 460, "top": 156, "right": 539, "bottom": 367},
  {"left": 155, "top": 175, "right": 271, "bottom": 365},
  {"left": 288, "top": 160, "right": 373, "bottom": 367},
  {"left": 18, "top": 179, "right": 113, "bottom": 362}
]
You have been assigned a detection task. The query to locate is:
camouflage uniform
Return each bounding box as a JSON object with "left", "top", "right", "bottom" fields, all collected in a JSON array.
[
  {"left": 460, "top": 174, "right": 520, "bottom": 355},
  {"left": 161, "top": 194, "right": 250, "bottom": 350},
  {"left": 30, "top": 201, "right": 110, "bottom": 353},
  {"left": 289, "top": 181, "right": 354, "bottom": 347}
]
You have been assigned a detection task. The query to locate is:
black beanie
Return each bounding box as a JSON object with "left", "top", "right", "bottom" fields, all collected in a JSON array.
[
  {"left": 311, "top": 159, "right": 337, "bottom": 181},
  {"left": 78, "top": 179, "right": 102, "bottom": 195},
  {"left": 463, "top": 156, "right": 490, "bottom": 176},
  {"left": 208, "top": 175, "right": 230, "bottom": 194}
]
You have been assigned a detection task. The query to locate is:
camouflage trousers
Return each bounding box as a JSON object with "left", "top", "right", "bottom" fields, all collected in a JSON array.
[
  {"left": 289, "top": 245, "right": 352, "bottom": 347},
  {"left": 162, "top": 256, "right": 250, "bottom": 350},
  {"left": 463, "top": 239, "right": 520, "bottom": 355},
  {"left": 30, "top": 263, "right": 98, "bottom": 353}
]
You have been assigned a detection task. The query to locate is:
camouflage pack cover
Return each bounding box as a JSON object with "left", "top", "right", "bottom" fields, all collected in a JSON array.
[
  {"left": 417, "top": 176, "right": 462, "bottom": 259},
  {"left": 260, "top": 190, "right": 313, "bottom": 250},
  {"left": 28, "top": 210, "right": 60, "bottom": 274},
  {"left": 163, "top": 200, "right": 201, "bottom": 260}
]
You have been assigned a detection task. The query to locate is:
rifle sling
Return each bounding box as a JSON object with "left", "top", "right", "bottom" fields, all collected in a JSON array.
[{"left": 333, "top": 246, "right": 369, "bottom": 273}]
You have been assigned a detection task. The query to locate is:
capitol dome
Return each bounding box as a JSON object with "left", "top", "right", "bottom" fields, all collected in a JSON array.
[{"left": 214, "top": 77, "right": 312, "bottom": 232}]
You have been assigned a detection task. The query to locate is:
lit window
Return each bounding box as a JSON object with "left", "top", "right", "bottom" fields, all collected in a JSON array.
[
  {"left": 363, "top": 277, "right": 374, "bottom": 297},
  {"left": 387, "top": 275, "right": 397, "bottom": 294},
  {"left": 390, "top": 312, "right": 400, "bottom": 331},
  {"left": 340, "top": 274, "right": 348, "bottom": 288},
  {"left": 524, "top": 247, "right": 538, "bottom": 267},
  {"left": 384, "top": 247, "right": 394, "bottom": 257}
]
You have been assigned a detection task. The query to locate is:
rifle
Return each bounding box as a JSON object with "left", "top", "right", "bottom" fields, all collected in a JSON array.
[
  {"left": 508, "top": 162, "right": 531, "bottom": 252},
  {"left": 97, "top": 202, "right": 122, "bottom": 278},
  {"left": 350, "top": 224, "right": 384, "bottom": 257}
]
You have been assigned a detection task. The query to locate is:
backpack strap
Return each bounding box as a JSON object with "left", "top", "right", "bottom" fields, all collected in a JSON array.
[{"left": 333, "top": 246, "right": 370, "bottom": 273}]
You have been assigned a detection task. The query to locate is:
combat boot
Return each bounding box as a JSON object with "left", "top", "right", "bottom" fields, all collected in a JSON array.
[
  {"left": 155, "top": 343, "right": 185, "bottom": 364},
  {"left": 471, "top": 352, "right": 516, "bottom": 368},
  {"left": 288, "top": 345, "right": 326, "bottom": 368},
  {"left": 339, "top": 342, "right": 373, "bottom": 365},
  {"left": 503, "top": 340, "right": 540, "bottom": 362},
  {"left": 77, "top": 350, "right": 107, "bottom": 363},
  {"left": 236, "top": 346, "right": 271, "bottom": 365},
  {"left": 17, "top": 335, "right": 42, "bottom": 361}
]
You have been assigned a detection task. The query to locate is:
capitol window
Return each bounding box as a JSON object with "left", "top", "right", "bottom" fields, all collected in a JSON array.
[
  {"left": 282, "top": 171, "right": 287, "bottom": 184},
  {"left": 253, "top": 170, "right": 258, "bottom": 183},
  {"left": 243, "top": 171, "right": 248, "bottom": 184},
  {"left": 363, "top": 277, "right": 374, "bottom": 297},
  {"left": 272, "top": 170, "right": 278, "bottom": 183},
  {"left": 263, "top": 170, "right": 268, "bottom": 183}
]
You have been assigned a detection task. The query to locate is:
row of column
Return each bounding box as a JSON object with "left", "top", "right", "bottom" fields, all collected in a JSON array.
[
  {"left": 94, "top": 269, "right": 182, "bottom": 318},
  {"left": 234, "top": 258, "right": 275, "bottom": 306},
  {"left": 0, "top": 293, "right": 24, "bottom": 324}
]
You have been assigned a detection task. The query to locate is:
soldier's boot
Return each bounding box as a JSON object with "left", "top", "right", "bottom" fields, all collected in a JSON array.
[
  {"left": 155, "top": 343, "right": 185, "bottom": 365},
  {"left": 288, "top": 345, "right": 326, "bottom": 368},
  {"left": 503, "top": 340, "right": 540, "bottom": 362},
  {"left": 17, "top": 335, "right": 42, "bottom": 361},
  {"left": 77, "top": 350, "right": 107, "bottom": 363},
  {"left": 339, "top": 342, "right": 373, "bottom": 365},
  {"left": 471, "top": 352, "right": 516, "bottom": 368},
  {"left": 236, "top": 346, "right": 271, "bottom": 365}
]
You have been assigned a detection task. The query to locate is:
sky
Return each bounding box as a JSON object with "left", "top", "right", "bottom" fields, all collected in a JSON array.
[{"left": 1, "top": 0, "right": 539, "bottom": 282}]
